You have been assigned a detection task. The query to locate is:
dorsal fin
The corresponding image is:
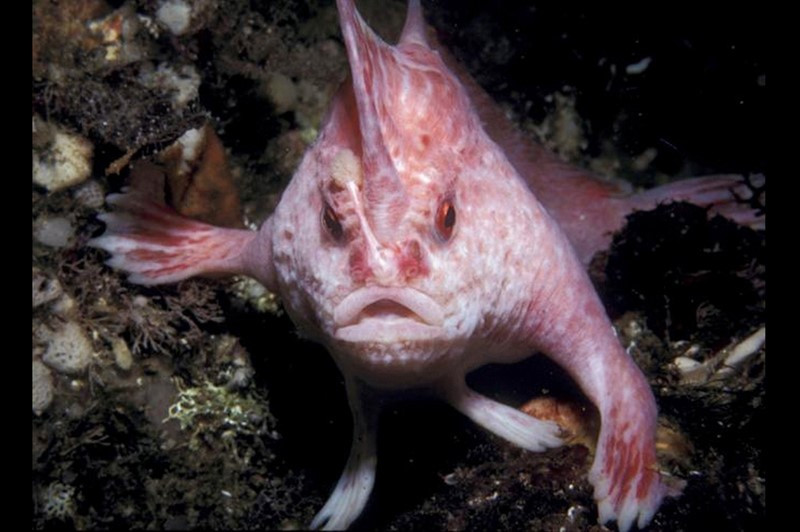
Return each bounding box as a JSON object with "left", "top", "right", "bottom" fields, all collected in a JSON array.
[
  {"left": 336, "top": 0, "right": 409, "bottom": 241},
  {"left": 398, "top": 0, "right": 426, "bottom": 46}
]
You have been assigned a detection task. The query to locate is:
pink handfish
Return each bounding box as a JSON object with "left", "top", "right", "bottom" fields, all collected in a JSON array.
[{"left": 90, "top": 1, "right": 763, "bottom": 529}]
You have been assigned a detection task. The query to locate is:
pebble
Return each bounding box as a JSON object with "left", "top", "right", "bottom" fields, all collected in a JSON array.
[
  {"left": 32, "top": 267, "right": 63, "bottom": 308},
  {"left": 41, "top": 321, "right": 94, "bottom": 375},
  {"left": 32, "top": 120, "right": 93, "bottom": 192},
  {"left": 112, "top": 336, "right": 134, "bottom": 371},
  {"left": 33, "top": 216, "right": 74, "bottom": 248},
  {"left": 32, "top": 360, "right": 54, "bottom": 415}
]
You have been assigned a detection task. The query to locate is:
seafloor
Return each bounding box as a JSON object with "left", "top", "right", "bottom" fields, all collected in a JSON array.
[{"left": 33, "top": 1, "right": 765, "bottom": 530}]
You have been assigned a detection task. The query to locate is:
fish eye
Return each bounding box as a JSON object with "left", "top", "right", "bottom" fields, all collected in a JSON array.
[
  {"left": 435, "top": 199, "right": 456, "bottom": 241},
  {"left": 322, "top": 203, "right": 344, "bottom": 241}
]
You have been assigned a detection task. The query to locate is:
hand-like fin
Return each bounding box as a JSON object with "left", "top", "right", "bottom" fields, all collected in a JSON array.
[
  {"left": 310, "top": 378, "right": 378, "bottom": 531},
  {"left": 439, "top": 376, "right": 564, "bottom": 452},
  {"left": 89, "top": 190, "right": 257, "bottom": 285}
]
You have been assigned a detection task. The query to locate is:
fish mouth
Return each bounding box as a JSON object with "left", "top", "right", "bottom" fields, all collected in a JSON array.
[{"left": 333, "top": 286, "right": 444, "bottom": 343}]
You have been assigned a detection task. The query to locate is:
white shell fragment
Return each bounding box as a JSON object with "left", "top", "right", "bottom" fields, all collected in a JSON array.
[
  {"left": 160, "top": 126, "right": 205, "bottom": 177},
  {"left": 625, "top": 57, "right": 652, "bottom": 75},
  {"left": 676, "top": 326, "right": 766, "bottom": 385},
  {"left": 672, "top": 356, "right": 702, "bottom": 373},
  {"left": 715, "top": 326, "right": 766, "bottom": 378}
]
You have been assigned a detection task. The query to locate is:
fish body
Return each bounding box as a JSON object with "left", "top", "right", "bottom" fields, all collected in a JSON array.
[{"left": 90, "top": 1, "right": 763, "bottom": 530}]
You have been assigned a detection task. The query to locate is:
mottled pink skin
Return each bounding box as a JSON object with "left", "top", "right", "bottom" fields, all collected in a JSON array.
[
  {"left": 276, "top": 0, "right": 664, "bottom": 528},
  {"left": 90, "top": 1, "right": 767, "bottom": 530},
  {"left": 268, "top": 5, "right": 666, "bottom": 528}
]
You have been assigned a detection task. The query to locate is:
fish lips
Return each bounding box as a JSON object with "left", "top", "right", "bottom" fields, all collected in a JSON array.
[{"left": 333, "top": 286, "right": 445, "bottom": 343}]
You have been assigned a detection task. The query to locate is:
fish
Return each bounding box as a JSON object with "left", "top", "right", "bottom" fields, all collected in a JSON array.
[{"left": 89, "top": 0, "right": 764, "bottom": 530}]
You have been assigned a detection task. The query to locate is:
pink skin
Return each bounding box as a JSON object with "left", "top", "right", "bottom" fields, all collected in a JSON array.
[{"left": 90, "top": 1, "right": 764, "bottom": 530}]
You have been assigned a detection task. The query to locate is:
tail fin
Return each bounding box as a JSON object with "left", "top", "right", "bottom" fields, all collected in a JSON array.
[
  {"left": 89, "top": 190, "right": 257, "bottom": 285},
  {"left": 629, "top": 173, "right": 765, "bottom": 230}
]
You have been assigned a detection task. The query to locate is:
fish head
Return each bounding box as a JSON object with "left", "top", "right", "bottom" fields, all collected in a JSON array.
[{"left": 270, "top": 0, "right": 540, "bottom": 387}]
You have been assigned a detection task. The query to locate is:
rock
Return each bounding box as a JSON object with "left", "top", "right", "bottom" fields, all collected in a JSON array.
[
  {"left": 32, "top": 360, "right": 54, "bottom": 415},
  {"left": 112, "top": 337, "right": 134, "bottom": 371},
  {"left": 138, "top": 63, "right": 201, "bottom": 109},
  {"left": 32, "top": 267, "right": 63, "bottom": 308},
  {"left": 159, "top": 124, "right": 244, "bottom": 227},
  {"left": 42, "top": 321, "right": 94, "bottom": 375},
  {"left": 265, "top": 72, "right": 297, "bottom": 114},
  {"left": 156, "top": 0, "right": 192, "bottom": 36},
  {"left": 33, "top": 216, "right": 74, "bottom": 248},
  {"left": 51, "top": 294, "right": 78, "bottom": 318},
  {"left": 32, "top": 118, "right": 93, "bottom": 192},
  {"left": 73, "top": 180, "right": 106, "bottom": 209},
  {"left": 40, "top": 482, "right": 76, "bottom": 520}
]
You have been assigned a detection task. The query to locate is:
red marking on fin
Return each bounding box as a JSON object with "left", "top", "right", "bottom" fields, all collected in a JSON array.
[
  {"left": 89, "top": 190, "right": 256, "bottom": 285},
  {"left": 590, "top": 400, "right": 672, "bottom": 532}
]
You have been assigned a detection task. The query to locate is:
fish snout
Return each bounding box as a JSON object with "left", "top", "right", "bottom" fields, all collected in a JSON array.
[{"left": 349, "top": 238, "right": 429, "bottom": 284}]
